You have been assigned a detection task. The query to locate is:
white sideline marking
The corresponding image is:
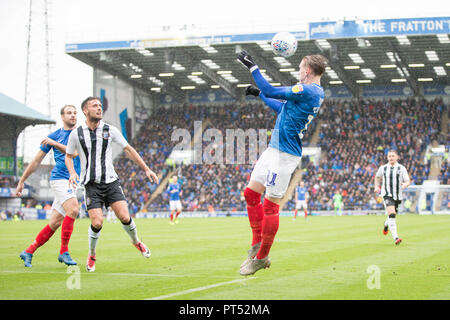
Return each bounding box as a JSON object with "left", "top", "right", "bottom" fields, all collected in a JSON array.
[
  {"left": 146, "top": 278, "right": 253, "bottom": 300},
  {"left": 1, "top": 270, "right": 185, "bottom": 278}
]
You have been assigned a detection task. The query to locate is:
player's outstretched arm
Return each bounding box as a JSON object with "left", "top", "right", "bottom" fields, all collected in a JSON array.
[
  {"left": 245, "top": 85, "right": 283, "bottom": 113},
  {"left": 40, "top": 137, "right": 79, "bottom": 157},
  {"left": 123, "top": 144, "right": 159, "bottom": 184},
  {"left": 238, "top": 50, "right": 290, "bottom": 100},
  {"left": 15, "top": 150, "right": 47, "bottom": 197}
]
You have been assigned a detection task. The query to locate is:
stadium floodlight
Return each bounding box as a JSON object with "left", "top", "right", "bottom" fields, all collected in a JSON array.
[
  {"left": 446, "top": 63, "right": 450, "bottom": 67},
  {"left": 257, "top": 41, "right": 272, "bottom": 51},
  {"left": 237, "top": 84, "right": 251, "bottom": 87},
  {"left": 130, "top": 74, "right": 142, "bottom": 79},
  {"left": 270, "top": 83, "right": 281, "bottom": 86},
  {"left": 150, "top": 87, "right": 161, "bottom": 91},
  {"left": 315, "top": 39, "right": 331, "bottom": 49},
  {"left": 380, "top": 64, "right": 396, "bottom": 68},
  {"left": 191, "top": 72, "right": 203, "bottom": 75},
  {"left": 329, "top": 80, "right": 343, "bottom": 84},
  {"left": 159, "top": 73, "right": 174, "bottom": 77},
  {"left": 425, "top": 51, "right": 439, "bottom": 61},
  {"left": 437, "top": 34, "right": 450, "bottom": 44},
  {"left": 344, "top": 66, "right": 360, "bottom": 70},
  {"left": 279, "top": 68, "right": 296, "bottom": 72},
  {"left": 273, "top": 56, "right": 291, "bottom": 67},
  {"left": 356, "top": 79, "right": 371, "bottom": 83},
  {"left": 348, "top": 53, "right": 364, "bottom": 64},
  {"left": 199, "top": 44, "right": 218, "bottom": 53},
  {"left": 181, "top": 86, "right": 196, "bottom": 90},
  {"left": 211, "top": 85, "right": 220, "bottom": 89},
  {"left": 217, "top": 70, "right": 232, "bottom": 74},
  {"left": 325, "top": 68, "right": 339, "bottom": 79},
  {"left": 396, "top": 35, "right": 411, "bottom": 45},
  {"left": 391, "top": 79, "right": 407, "bottom": 82},
  {"left": 433, "top": 66, "right": 447, "bottom": 76},
  {"left": 361, "top": 68, "right": 376, "bottom": 78},
  {"left": 418, "top": 78, "right": 433, "bottom": 82},
  {"left": 408, "top": 63, "right": 425, "bottom": 68},
  {"left": 201, "top": 59, "right": 220, "bottom": 69}
]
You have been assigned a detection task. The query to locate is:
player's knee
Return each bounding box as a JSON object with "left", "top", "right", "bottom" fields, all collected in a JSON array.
[
  {"left": 244, "top": 187, "right": 261, "bottom": 206},
  {"left": 50, "top": 220, "right": 62, "bottom": 230}
]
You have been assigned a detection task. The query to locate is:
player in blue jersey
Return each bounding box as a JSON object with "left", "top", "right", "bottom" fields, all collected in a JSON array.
[
  {"left": 294, "top": 181, "right": 309, "bottom": 220},
  {"left": 167, "top": 175, "right": 182, "bottom": 224},
  {"left": 237, "top": 51, "right": 327, "bottom": 275},
  {"left": 16, "top": 105, "right": 81, "bottom": 267}
]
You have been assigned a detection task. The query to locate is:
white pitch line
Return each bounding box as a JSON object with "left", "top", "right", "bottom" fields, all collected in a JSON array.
[{"left": 146, "top": 278, "right": 254, "bottom": 300}]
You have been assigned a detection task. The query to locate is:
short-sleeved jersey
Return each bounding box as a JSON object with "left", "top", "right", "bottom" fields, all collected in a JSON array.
[
  {"left": 376, "top": 162, "right": 410, "bottom": 201},
  {"left": 40, "top": 128, "right": 81, "bottom": 180},
  {"left": 167, "top": 183, "right": 181, "bottom": 201},
  {"left": 296, "top": 186, "right": 308, "bottom": 201},
  {"left": 66, "top": 121, "right": 128, "bottom": 185},
  {"left": 269, "top": 83, "right": 324, "bottom": 157}
]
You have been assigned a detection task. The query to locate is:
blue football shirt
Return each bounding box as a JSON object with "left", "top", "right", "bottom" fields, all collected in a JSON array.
[{"left": 40, "top": 128, "right": 81, "bottom": 180}]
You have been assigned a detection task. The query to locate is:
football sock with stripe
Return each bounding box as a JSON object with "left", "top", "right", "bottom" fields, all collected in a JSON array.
[
  {"left": 26, "top": 224, "right": 55, "bottom": 254},
  {"left": 88, "top": 224, "right": 102, "bottom": 256},
  {"left": 244, "top": 187, "right": 264, "bottom": 246},
  {"left": 122, "top": 217, "right": 139, "bottom": 244},
  {"left": 256, "top": 198, "right": 280, "bottom": 260},
  {"left": 60, "top": 216, "right": 75, "bottom": 254}
]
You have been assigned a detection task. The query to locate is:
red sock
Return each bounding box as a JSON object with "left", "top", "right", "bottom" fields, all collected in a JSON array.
[
  {"left": 170, "top": 211, "right": 174, "bottom": 221},
  {"left": 60, "top": 216, "right": 75, "bottom": 254},
  {"left": 175, "top": 211, "right": 181, "bottom": 218},
  {"left": 244, "top": 188, "right": 264, "bottom": 246},
  {"left": 304, "top": 209, "right": 308, "bottom": 218},
  {"left": 256, "top": 198, "right": 280, "bottom": 260},
  {"left": 294, "top": 209, "right": 298, "bottom": 218},
  {"left": 26, "top": 224, "right": 55, "bottom": 254}
]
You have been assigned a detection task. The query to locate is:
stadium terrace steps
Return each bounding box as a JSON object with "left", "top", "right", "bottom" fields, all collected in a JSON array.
[
  {"left": 143, "top": 119, "right": 213, "bottom": 208},
  {"left": 309, "top": 119, "right": 323, "bottom": 147}
]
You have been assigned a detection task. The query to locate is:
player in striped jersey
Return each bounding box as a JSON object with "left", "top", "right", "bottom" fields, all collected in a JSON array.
[
  {"left": 375, "top": 150, "right": 410, "bottom": 245},
  {"left": 65, "top": 97, "right": 159, "bottom": 272}
]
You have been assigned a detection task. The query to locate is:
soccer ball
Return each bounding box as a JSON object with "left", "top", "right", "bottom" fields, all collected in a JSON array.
[{"left": 271, "top": 32, "right": 298, "bottom": 58}]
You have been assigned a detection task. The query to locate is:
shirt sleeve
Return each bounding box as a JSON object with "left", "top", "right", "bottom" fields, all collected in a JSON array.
[
  {"left": 375, "top": 166, "right": 384, "bottom": 178},
  {"left": 66, "top": 130, "right": 78, "bottom": 155},
  {"left": 259, "top": 93, "right": 284, "bottom": 113},
  {"left": 110, "top": 126, "right": 129, "bottom": 149},
  {"left": 40, "top": 130, "right": 58, "bottom": 153},
  {"left": 401, "top": 167, "right": 410, "bottom": 182}
]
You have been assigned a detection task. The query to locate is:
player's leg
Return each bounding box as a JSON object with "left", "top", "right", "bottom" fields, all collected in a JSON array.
[
  {"left": 169, "top": 201, "right": 175, "bottom": 224},
  {"left": 110, "top": 199, "right": 151, "bottom": 258},
  {"left": 86, "top": 207, "right": 103, "bottom": 272},
  {"left": 240, "top": 180, "right": 265, "bottom": 269},
  {"left": 55, "top": 184, "right": 79, "bottom": 264},
  {"left": 20, "top": 209, "right": 62, "bottom": 267},
  {"left": 174, "top": 201, "right": 182, "bottom": 223},
  {"left": 241, "top": 149, "right": 300, "bottom": 276},
  {"left": 303, "top": 202, "right": 308, "bottom": 219}
]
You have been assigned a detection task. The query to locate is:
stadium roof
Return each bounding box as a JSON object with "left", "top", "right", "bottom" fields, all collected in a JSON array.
[
  {"left": 0, "top": 92, "right": 55, "bottom": 125},
  {"left": 66, "top": 17, "right": 450, "bottom": 100}
]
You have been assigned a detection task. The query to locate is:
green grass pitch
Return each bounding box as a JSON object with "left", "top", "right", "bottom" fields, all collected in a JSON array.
[{"left": 0, "top": 214, "right": 449, "bottom": 300}]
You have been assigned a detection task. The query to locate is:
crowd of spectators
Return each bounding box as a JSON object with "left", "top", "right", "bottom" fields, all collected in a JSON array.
[
  {"left": 302, "top": 97, "right": 444, "bottom": 211},
  {"left": 113, "top": 97, "right": 446, "bottom": 213}
]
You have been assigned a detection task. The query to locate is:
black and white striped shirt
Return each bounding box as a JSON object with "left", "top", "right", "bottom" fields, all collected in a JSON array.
[
  {"left": 376, "top": 162, "right": 410, "bottom": 201},
  {"left": 66, "top": 121, "right": 128, "bottom": 185}
]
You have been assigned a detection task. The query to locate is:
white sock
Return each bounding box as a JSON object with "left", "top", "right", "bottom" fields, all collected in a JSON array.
[
  {"left": 388, "top": 217, "right": 398, "bottom": 239},
  {"left": 88, "top": 225, "right": 102, "bottom": 256},
  {"left": 122, "top": 218, "right": 139, "bottom": 244},
  {"left": 384, "top": 218, "right": 389, "bottom": 227}
]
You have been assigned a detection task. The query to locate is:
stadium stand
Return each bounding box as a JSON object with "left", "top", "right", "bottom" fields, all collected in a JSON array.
[{"left": 113, "top": 97, "right": 447, "bottom": 214}]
